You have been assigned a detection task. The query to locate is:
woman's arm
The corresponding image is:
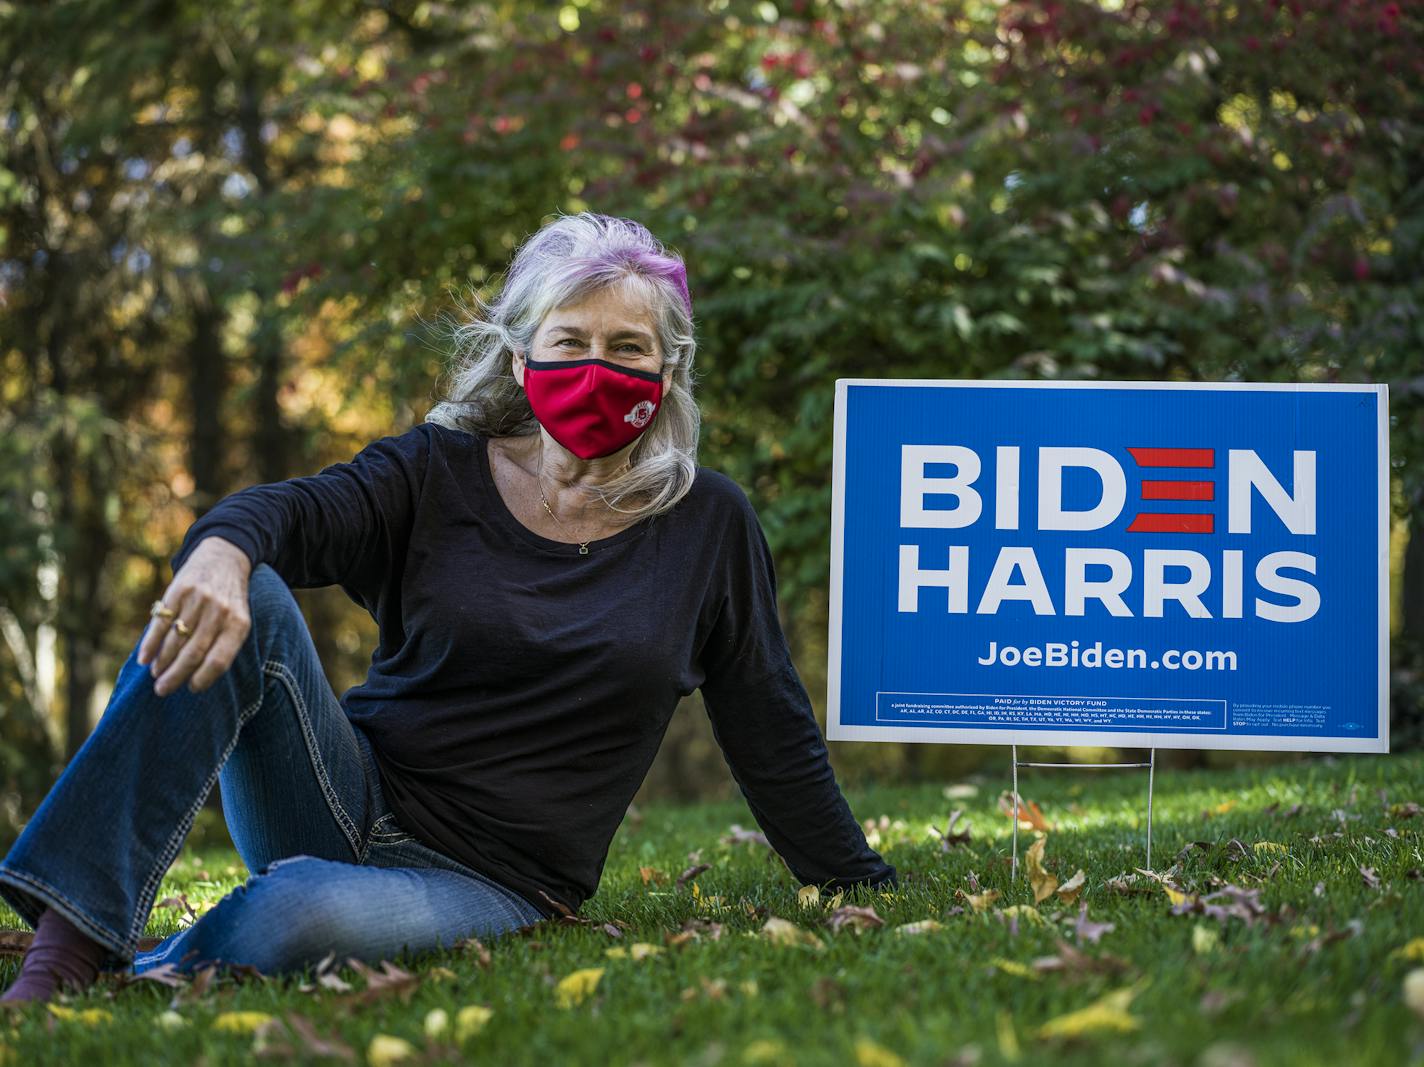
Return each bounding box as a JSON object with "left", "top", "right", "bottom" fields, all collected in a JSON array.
[
  {"left": 697, "top": 478, "right": 897, "bottom": 894},
  {"left": 169, "top": 423, "right": 435, "bottom": 602}
]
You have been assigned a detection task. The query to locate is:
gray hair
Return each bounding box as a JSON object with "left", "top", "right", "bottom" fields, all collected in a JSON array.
[{"left": 424, "top": 211, "right": 701, "bottom": 518}]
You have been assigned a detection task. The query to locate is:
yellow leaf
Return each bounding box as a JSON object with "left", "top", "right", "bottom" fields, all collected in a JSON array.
[
  {"left": 454, "top": 1004, "right": 494, "bottom": 1042},
  {"left": 998, "top": 905, "right": 1046, "bottom": 926},
  {"left": 993, "top": 958, "right": 1042, "bottom": 980},
  {"left": 798, "top": 885, "right": 821, "bottom": 909},
  {"left": 154, "top": 1010, "right": 188, "bottom": 1030},
  {"left": 963, "top": 889, "right": 1000, "bottom": 912},
  {"left": 604, "top": 946, "right": 628, "bottom": 959},
  {"left": 1192, "top": 924, "right": 1220, "bottom": 955},
  {"left": 1026, "top": 837, "right": 1058, "bottom": 904},
  {"left": 367, "top": 1034, "right": 418, "bottom": 1066},
  {"left": 742, "top": 1038, "right": 791, "bottom": 1064},
  {"left": 554, "top": 967, "right": 604, "bottom": 1008},
  {"left": 423, "top": 1009, "right": 449, "bottom": 1038},
  {"left": 894, "top": 920, "right": 944, "bottom": 936},
  {"left": 630, "top": 942, "right": 663, "bottom": 960},
  {"left": 827, "top": 889, "right": 845, "bottom": 910},
  {"left": 1405, "top": 969, "right": 1424, "bottom": 1020},
  {"left": 45, "top": 1004, "right": 113, "bottom": 1026},
  {"left": 1037, "top": 988, "right": 1141, "bottom": 1040},
  {"left": 760, "top": 916, "right": 825, "bottom": 950},
  {"left": 1253, "top": 841, "right": 1288, "bottom": 855},
  {"left": 426, "top": 965, "right": 458, "bottom": 982},
  {"left": 854, "top": 1037, "right": 907, "bottom": 1067},
  {"left": 1164, "top": 886, "right": 1190, "bottom": 907},
  {"left": 996, "top": 1009, "right": 1021, "bottom": 1062},
  {"left": 210, "top": 1011, "right": 274, "bottom": 1034},
  {"left": 740, "top": 979, "right": 759, "bottom": 997},
  {"left": 1208, "top": 800, "right": 1236, "bottom": 817},
  {"left": 1390, "top": 938, "right": 1424, "bottom": 963},
  {"left": 1056, "top": 870, "right": 1087, "bottom": 906}
]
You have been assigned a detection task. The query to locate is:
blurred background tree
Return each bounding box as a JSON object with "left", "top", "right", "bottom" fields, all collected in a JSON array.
[{"left": 1, "top": 0, "right": 1419, "bottom": 844}]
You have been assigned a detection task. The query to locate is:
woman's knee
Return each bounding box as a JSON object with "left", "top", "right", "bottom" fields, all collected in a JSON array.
[
  {"left": 247, "top": 564, "right": 301, "bottom": 632},
  {"left": 179, "top": 855, "right": 364, "bottom": 976}
]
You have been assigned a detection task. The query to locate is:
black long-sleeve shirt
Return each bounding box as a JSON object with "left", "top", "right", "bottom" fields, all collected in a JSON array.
[{"left": 169, "top": 422, "right": 896, "bottom": 918}]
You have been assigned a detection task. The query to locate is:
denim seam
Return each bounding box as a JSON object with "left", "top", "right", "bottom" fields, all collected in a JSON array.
[
  {"left": 0, "top": 865, "right": 130, "bottom": 961},
  {"left": 126, "top": 667, "right": 267, "bottom": 948},
  {"left": 264, "top": 659, "right": 363, "bottom": 860}
]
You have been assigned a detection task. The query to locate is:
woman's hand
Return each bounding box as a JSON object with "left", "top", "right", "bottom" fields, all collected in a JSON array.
[{"left": 138, "top": 537, "right": 253, "bottom": 697}]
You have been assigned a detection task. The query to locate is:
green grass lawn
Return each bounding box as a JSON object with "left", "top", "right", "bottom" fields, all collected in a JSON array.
[{"left": 3, "top": 751, "right": 1423, "bottom": 1066}]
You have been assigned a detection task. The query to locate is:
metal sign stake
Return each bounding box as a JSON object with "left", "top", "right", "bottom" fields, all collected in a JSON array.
[{"left": 1009, "top": 745, "right": 1157, "bottom": 879}]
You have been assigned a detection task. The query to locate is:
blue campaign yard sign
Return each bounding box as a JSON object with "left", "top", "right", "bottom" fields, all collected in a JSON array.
[{"left": 826, "top": 380, "right": 1389, "bottom": 753}]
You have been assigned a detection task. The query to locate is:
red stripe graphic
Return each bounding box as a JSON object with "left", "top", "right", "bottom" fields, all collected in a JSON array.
[
  {"left": 1128, "top": 447, "right": 1214, "bottom": 468},
  {"left": 1127, "top": 513, "right": 1214, "bottom": 534},
  {"left": 1141, "top": 480, "right": 1214, "bottom": 501}
]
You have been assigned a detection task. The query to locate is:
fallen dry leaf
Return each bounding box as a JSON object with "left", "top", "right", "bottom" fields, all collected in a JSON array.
[
  {"left": 760, "top": 916, "right": 826, "bottom": 950},
  {"left": 605, "top": 942, "right": 664, "bottom": 960},
  {"left": 997, "top": 905, "right": 1047, "bottom": 927},
  {"left": 825, "top": 905, "right": 885, "bottom": 934},
  {"left": 721, "top": 824, "right": 771, "bottom": 848},
  {"left": 929, "top": 810, "right": 972, "bottom": 850},
  {"left": 1192, "top": 924, "right": 1221, "bottom": 955},
  {"left": 366, "top": 1034, "right": 417, "bottom": 1066},
  {"left": 639, "top": 866, "right": 670, "bottom": 886},
  {"left": 894, "top": 919, "right": 944, "bottom": 936},
  {"left": 341, "top": 958, "right": 420, "bottom": 1006},
  {"left": 679, "top": 975, "right": 729, "bottom": 1002},
  {"left": 454, "top": 1004, "right": 494, "bottom": 1042},
  {"left": 1360, "top": 866, "right": 1382, "bottom": 890},
  {"left": 959, "top": 888, "right": 1001, "bottom": 912},
  {"left": 1072, "top": 902, "right": 1115, "bottom": 944},
  {"left": 211, "top": 1010, "right": 276, "bottom": 1035},
  {"left": 676, "top": 863, "right": 712, "bottom": 890},
  {"left": 1025, "top": 837, "right": 1057, "bottom": 904},
  {"left": 992, "top": 958, "right": 1041, "bottom": 980},
  {"left": 295, "top": 951, "right": 354, "bottom": 994},
  {"left": 1031, "top": 939, "right": 1131, "bottom": 978},
  {"left": 1390, "top": 938, "right": 1424, "bottom": 963},
  {"left": 46, "top": 1004, "right": 113, "bottom": 1026},
  {"left": 743, "top": 1039, "right": 791, "bottom": 1064},
  {"left": 1036, "top": 985, "right": 1143, "bottom": 1040},
  {"left": 155, "top": 893, "right": 200, "bottom": 927},
  {"left": 553, "top": 967, "right": 604, "bottom": 1008},
  {"left": 1103, "top": 872, "right": 1155, "bottom": 896},
  {"left": 252, "top": 1012, "right": 356, "bottom": 1062},
  {"left": 1000, "top": 790, "right": 1053, "bottom": 832},
  {"left": 854, "top": 1036, "right": 907, "bottom": 1067},
  {"left": 1404, "top": 970, "right": 1424, "bottom": 1020},
  {"left": 1057, "top": 870, "right": 1087, "bottom": 906}
]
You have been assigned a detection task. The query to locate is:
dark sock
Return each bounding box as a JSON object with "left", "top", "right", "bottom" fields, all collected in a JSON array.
[{"left": 0, "top": 906, "right": 110, "bottom": 1004}]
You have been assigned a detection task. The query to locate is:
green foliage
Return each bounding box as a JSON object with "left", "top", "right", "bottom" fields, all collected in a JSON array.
[{"left": 0, "top": 0, "right": 1421, "bottom": 815}]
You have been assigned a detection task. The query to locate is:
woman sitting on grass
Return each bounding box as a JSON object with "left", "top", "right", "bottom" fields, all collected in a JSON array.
[{"left": 0, "top": 211, "right": 896, "bottom": 1005}]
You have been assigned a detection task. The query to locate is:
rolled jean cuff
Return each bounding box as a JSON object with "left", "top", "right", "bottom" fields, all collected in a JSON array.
[{"left": 0, "top": 864, "right": 133, "bottom": 971}]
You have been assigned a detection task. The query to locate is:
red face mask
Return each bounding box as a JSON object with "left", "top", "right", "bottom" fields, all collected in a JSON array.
[{"left": 523, "top": 357, "right": 664, "bottom": 460}]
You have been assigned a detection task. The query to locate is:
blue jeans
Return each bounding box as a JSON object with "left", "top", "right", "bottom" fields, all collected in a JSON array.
[{"left": 0, "top": 563, "right": 546, "bottom": 978}]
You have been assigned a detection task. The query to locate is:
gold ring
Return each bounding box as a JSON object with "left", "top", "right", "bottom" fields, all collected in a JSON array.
[
  {"left": 174, "top": 618, "right": 192, "bottom": 639},
  {"left": 150, "top": 600, "right": 177, "bottom": 620}
]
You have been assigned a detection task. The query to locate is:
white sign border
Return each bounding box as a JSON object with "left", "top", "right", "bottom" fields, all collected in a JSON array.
[{"left": 825, "top": 378, "right": 1390, "bottom": 754}]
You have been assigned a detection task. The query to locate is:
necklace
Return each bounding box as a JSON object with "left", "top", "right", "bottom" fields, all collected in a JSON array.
[{"left": 537, "top": 444, "right": 631, "bottom": 555}]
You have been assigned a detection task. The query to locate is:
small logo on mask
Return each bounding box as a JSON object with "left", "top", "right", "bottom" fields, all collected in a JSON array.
[{"left": 624, "top": 400, "right": 656, "bottom": 428}]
